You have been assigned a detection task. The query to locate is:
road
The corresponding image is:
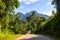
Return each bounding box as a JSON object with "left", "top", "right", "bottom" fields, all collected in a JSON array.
[{"left": 16, "top": 34, "right": 54, "bottom": 40}]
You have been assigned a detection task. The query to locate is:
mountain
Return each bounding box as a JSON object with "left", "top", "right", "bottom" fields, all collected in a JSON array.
[
  {"left": 25, "top": 11, "right": 49, "bottom": 19},
  {"left": 16, "top": 11, "right": 49, "bottom": 20},
  {"left": 16, "top": 12, "right": 26, "bottom": 20}
]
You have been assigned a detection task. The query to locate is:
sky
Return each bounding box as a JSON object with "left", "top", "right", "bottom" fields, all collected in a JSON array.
[{"left": 15, "top": 0, "right": 55, "bottom": 16}]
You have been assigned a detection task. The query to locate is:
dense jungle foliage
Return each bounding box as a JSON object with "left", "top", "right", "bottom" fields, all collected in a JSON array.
[{"left": 0, "top": 0, "right": 60, "bottom": 39}]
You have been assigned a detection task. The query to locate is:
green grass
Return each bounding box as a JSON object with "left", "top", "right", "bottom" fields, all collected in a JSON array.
[
  {"left": 0, "top": 30, "right": 21, "bottom": 40},
  {"left": 6, "top": 34, "right": 21, "bottom": 40},
  {"left": 0, "top": 34, "right": 21, "bottom": 40}
]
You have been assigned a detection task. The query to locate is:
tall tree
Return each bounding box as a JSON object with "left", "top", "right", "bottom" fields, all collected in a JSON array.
[
  {"left": 52, "top": 0, "right": 60, "bottom": 37},
  {"left": 0, "top": 0, "right": 19, "bottom": 32}
]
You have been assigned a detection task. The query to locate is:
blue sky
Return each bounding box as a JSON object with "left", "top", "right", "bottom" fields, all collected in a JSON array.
[{"left": 15, "top": 0, "right": 55, "bottom": 16}]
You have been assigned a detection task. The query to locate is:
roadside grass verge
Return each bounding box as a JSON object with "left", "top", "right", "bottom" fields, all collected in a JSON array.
[
  {"left": 0, "top": 34, "right": 21, "bottom": 40},
  {"left": 6, "top": 34, "right": 21, "bottom": 40},
  {"left": 0, "top": 30, "right": 21, "bottom": 40}
]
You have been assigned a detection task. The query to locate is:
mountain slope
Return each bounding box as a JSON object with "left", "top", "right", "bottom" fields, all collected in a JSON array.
[
  {"left": 16, "top": 11, "right": 49, "bottom": 20},
  {"left": 25, "top": 11, "right": 49, "bottom": 19}
]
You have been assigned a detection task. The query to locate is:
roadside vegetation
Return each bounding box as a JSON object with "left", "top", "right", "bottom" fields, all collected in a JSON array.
[{"left": 0, "top": 0, "right": 60, "bottom": 40}]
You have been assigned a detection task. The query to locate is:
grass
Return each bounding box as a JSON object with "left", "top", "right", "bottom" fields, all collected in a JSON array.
[
  {"left": 0, "top": 30, "right": 21, "bottom": 40},
  {"left": 0, "top": 34, "right": 21, "bottom": 40},
  {"left": 6, "top": 34, "right": 21, "bottom": 40}
]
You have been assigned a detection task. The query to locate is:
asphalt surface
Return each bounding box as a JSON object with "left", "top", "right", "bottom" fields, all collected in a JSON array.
[{"left": 16, "top": 34, "right": 54, "bottom": 40}]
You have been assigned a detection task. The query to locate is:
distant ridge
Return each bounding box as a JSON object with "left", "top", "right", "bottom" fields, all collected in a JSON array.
[{"left": 16, "top": 11, "right": 49, "bottom": 20}]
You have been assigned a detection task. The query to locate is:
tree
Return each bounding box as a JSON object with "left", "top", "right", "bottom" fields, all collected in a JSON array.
[
  {"left": 0, "top": 0, "right": 19, "bottom": 33},
  {"left": 26, "top": 11, "right": 45, "bottom": 33},
  {"left": 52, "top": 0, "right": 60, "bottom": 37}
]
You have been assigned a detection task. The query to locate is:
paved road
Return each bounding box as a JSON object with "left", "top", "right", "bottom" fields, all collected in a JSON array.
[{"left": 16, "top": 34, "right": 54, "bottom": 40}]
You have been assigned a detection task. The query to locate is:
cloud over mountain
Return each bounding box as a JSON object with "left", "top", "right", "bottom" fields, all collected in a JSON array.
[{"left": 18, "top": 0, "right": 40, "bottom": 4}]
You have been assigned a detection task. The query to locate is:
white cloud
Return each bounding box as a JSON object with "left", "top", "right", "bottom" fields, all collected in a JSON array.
[
  {"left": 18, "top": 0, "right": 40, "bottom": 4},
  {"left": 48, "top": 0, "right": 52, "bottom": 5},
  {"left": 42, "top": 11, "right": 52, "bottom": 16},
  {"left": 53, "top": 8, "right": 56, "bottom": 12},
  {"left": 42, "top": 9, "right": 56, "bottom": 16},
  {"left": 20, "top": 6, "right": 24, "bottom": 9},
  {"left": 48, "top": 2, "right": 51, "bottom": 5}
]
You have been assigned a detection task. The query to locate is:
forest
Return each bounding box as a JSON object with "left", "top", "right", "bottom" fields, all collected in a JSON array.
[{"left": 0, "top": 0, "right": 60, "bottom": 40}]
